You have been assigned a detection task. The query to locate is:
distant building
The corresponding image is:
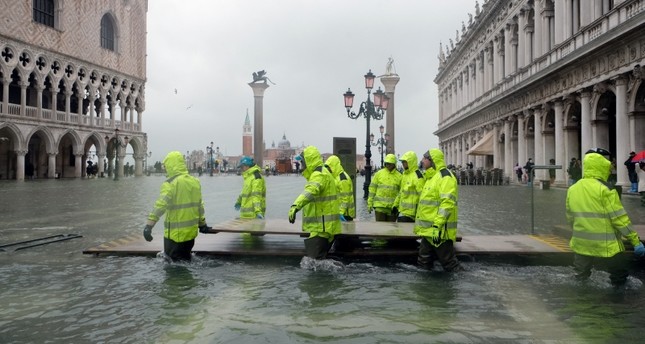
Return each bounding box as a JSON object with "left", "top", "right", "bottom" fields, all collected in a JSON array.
[
  {"left": 435, "top": 0, "right": 645, "bottom": 186},
  {"left": 0, "top": 1, "right": 148, "bottom": 180}
]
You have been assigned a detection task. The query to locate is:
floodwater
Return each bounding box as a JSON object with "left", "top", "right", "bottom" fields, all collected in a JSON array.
[{"left": 1, "top": 175, "right": 644, "bottom": 343}]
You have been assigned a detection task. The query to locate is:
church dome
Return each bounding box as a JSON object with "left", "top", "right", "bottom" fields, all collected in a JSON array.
[{"left": 277, "top": 134, "right": 291, "bottom": 149}]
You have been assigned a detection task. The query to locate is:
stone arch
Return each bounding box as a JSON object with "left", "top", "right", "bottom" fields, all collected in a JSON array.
[
  {"left": 56, "top": 129, "right": 83, "bottom": 154},
  {"left": 0, "top": 123, "right": 23, "bottom": 180},
  {"left": 592, "top": 87, "right": 617, "bottom": 154},
  {"left": 25, "top": 126, "right": 55, "bottom": 153}
]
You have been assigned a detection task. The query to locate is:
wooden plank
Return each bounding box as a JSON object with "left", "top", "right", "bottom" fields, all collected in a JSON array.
[
  {"left": 209, "top": 219, "right": 452, "bottom": 239},
  {"left": 83, "top": 232, "right": 572, "bottom": 257}
]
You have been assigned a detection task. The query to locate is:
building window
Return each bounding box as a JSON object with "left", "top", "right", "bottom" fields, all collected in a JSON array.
[
  {"left": 33, "top": 0, "right": 55, "bottom": 27},
  {"left": 100, "top": 14, "right": 115, "bottom": 51}
]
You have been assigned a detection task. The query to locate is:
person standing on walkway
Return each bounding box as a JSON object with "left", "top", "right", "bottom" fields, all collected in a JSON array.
[
  {"left": 143, "top": 151, "right": 210, "bottom": 261},
  {"left": 393, "top": 151, "right": 424, "bottom": 223},
  {"left": 415, "top": 148, "right": 462, "bottom": 272},
  {"left": 325, "top": 155, "right": 355, "bottom": 221},
  {"left": 566, "top": 150, "right": 645, "bottom": 286},
  {"left": 288, "top": 146, "right": 341, "bottom": 259},
  {"left": 625, "top": 151, "right": 639, "bottom": 193},
  {"left": 514, "top": 163, "right": 523, "bottom": 183},
  {"left": 234, "top": 156, "right": 266, "bottom": 219},
  {"left": 524, "top": 158, "right": 534, "bottom": 183},
  {"left": 367, "top": 154, "right": 401, "bottom": 221}
]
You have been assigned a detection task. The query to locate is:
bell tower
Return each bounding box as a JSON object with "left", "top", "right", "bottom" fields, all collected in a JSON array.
[{"left": 242, "top": 109, "right": 252, "bottom": 156}]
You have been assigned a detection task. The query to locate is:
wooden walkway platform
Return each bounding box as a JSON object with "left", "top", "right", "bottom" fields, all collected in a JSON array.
[{"left": 83, "top": 219, "right": 573, "bottom": 258}]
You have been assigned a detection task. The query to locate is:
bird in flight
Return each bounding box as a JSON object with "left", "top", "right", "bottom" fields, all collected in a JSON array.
[{"left": 186, "top": 104, "right": 193, "bottom": 110}]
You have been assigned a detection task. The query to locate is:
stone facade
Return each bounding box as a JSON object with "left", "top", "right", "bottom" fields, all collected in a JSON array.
[
  {"left": 435, "top": 0, "right": 645, "bottom": 186},
  {"left": 0, "top": 0, "right": 148, "bottom": 180}
]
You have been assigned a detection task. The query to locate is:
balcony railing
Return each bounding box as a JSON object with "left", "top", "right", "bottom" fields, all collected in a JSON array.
[{"left": 0, "top": 104, "right": 142, "bottom": 132}]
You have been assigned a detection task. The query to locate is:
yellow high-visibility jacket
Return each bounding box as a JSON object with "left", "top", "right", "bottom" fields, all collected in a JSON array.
[
  {"left": 325, "top": 155, "right": 355, "bottom": 218},
  {"left": 148, "top": 151, "right": 205, "bottom": 243},
  {"left": 367, "top": 166, "right": 401, "bottom": 213},
  {"left": 414, "top": 149, "right": 458, "bottom": 246},
  {"left": 566, "top": 152, "right": 640, "bottom": 257},
  {"left": 237, "top": 164, "right": 266, "bottom": 218},
  {"left": 292, "top": 146, "right": 341, "bottom": 240},
  {"left": 394, "top": 151, "right": 424, "bottom": 218}
]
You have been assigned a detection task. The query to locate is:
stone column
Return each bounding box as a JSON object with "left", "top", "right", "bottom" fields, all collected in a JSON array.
[
  {"left": 580, "top": 89, "right": 592, "bottom": 152},
  {"left": 19, "top": 81, "right": 28, "bottom": 116},
  {"left": 48, "top": 153, "right": 56, "bottom": 179},
  {"left": 88, "top": 87, "right": 96, "bottom": 120},
  {"left": 504, "top": 118, "right": 513, "bottom": 179},
  {"left": 572, "top": 0, "right": 580, "bottom": 34},
  {"left": 486, "top": 45, "right": 494, "bottom": 91},
  {"left": 614, "top": 76, "right": 629, "bottom": 187},
  {"left": 134, "top": 154, "right": 143, "bottom": 177},
  {"left": 543, "top": 4, "right": 553, "bottom": 53},
  {"left": 594, "top": 0, "right": 603, "bottom": 21},
  {"left": 99, "top": 95, "right": 107, "bottom": 127},
  {"left": 461, "top": 135, "right": 468, "bottom": 167},
  {"left": 504, "top": 26, "right": 512, "bottom": 77},
  {"left": 478, "top": 52, "right": 485, "bottom": 96},
  {"left": 493, "top": 124, "right": 501, "bottom": 168},
  {"left": 35, "top": 84, "right": 44, "bottom": 119},
  {"left": 533, "top": 108, "right": 545, "bottom": 180},
  {"left": 64, "top": 89, "right": 72, "bottom": 121},
  {"left": 517, "top": 113, "right": 526, "bottom": 169},
  {"left": 76, "top": 90, "right": 83, "bottom": 121},
  {"left": 518, "top": 11, "right": 526, "bottom": 69},
  {"left": 381, "top": 74, "right": 400, "bottom": 154},
  {"left": 554, "top": 0, "right": 564, "bottom": 45},
  {"left": 74, "top": 153, "right": 83, "bottom": 178},
  {"left": 51, "top": 88, "right": 58, "bottom": 120},
  {"left": 97, "top": 154, "right": 105, "bottom": 178},
  {"left": 1, "top": 76, "right": 9, "bottom": 112},
  {"left": 534, "top": 0, "right": 544, "bottom": 57},
  {"left": 554, "top": 100, "right": 565, "bottom": 184},
  {"left": 248, "top": 81, "right": 270, "bottom": 167},
  {"left": 16, "top": 150, "right": 26, "bottom": 181}
]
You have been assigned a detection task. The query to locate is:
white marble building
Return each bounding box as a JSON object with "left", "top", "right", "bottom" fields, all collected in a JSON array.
[
  {"left": 435, "top": 0, "right": 645, "bottom": 186},
  {"left": 0, "top": 0, "right": 148, "bottom": 180}
]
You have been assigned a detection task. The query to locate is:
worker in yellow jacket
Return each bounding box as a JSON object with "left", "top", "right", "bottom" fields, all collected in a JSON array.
[
  {"left": 288, "top": 146, "right": 341, "bottom": 259},
  {"left": 235, "top": 156, "right": 266, "bottom": 219},
  {"left": 325, "top": 155, "right": 355, "bottom": 221},
  {"left": 144, "top": 151, "right": 210, "bottom": 261},
  {"left": 415, "top": 149, "right": 462, "bottom": 272},
  {"left": 368, "top": 154, "right": 401, "bottom": 221},
  {"left": 566, "top": 149, "right": 645, "bottom": 286}
]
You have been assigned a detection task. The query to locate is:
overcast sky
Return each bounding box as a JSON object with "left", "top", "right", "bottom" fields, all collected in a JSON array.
[{"left": 143, "top": 0, "right": 477, "bottom": 164}]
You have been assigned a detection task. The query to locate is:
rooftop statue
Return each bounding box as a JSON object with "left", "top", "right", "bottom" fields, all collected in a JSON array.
[
  {"left": 475, "top": 1, "right": 480, "bottom": 15},
  {"left": 251, "top": 70, "right": 276, "bottom": 85},
  {"left": 385, "top": 57, "right": 397, "bottom": 75}
]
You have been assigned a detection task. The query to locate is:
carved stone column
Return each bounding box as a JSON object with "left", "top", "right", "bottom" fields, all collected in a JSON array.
[
  {"left": 48, "top": 153, "right": 56, "bottom": 179},
  {"left": 248, "top": 81, "right": 270, "bottom": 167},
  {"left": 97, "top": 154, "right": 105, "bottom": 178},
  {"left": 504, "top": 118, "right": 513, "bottom": 179},
  {"left": 554, "top": 100, "right": 565, "bottom": 184},
  {"left": 35, "top": 84, "right": 44, "bottom": 118},
  {"left": 614, "top": 76, "right": 629, "bottom": 187},
  {"left": 579, "top": 89, "right": 592, "bottom": 152},
  {"left": 517, "top": 113, "right": 526, "bottom": 169},
  {"left": 74, "top": 153, "right": 83, "bottom": 178},
  {"left": 533, "top": 107, "right": 545, "bottom": 180},
  {"left": 15, "top": 150, "right": 26, "bottom": 181},
  {"left": 19, "top": 80, "right": 28, "bottom": 116},
  {"left": 381, "top": 74, "right": 400, "bottom": 154}
]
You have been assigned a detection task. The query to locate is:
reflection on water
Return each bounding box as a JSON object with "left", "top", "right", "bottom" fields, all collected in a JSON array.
[{"left": 0, "top": 176, "right": 644, "bottom": 343}]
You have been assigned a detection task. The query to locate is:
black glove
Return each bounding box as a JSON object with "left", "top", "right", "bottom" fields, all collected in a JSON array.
[
  {"left": 391, "top": 207, "right": 399, "bottom": 217},
  {"left": 288, "top": 205, "right": 299, "bottom": 224},
  {"left": 143, "top": 225, "right": 153, "bottom": 242},
  {"left": 199, "top": 224, "right": 212, "bottom": 234}
]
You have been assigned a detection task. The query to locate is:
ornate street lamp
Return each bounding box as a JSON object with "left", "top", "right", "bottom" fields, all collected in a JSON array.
[
  {"left": 370, "top": 124, "right": 390, "bottom": 168},
  {"left": 343, "top": 70, "right": 389, "bottom": 199},
  {"left": 104, "top": 128, "right": 128, "bottom": 181},
  {"left": 206, "top": 141, "right": 214, "bottom": 176}
]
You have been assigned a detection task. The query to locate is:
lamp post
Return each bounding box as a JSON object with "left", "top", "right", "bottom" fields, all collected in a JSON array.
[
  {"left": 370, "top": 124, "right": 390, "bottom": 168},
  {"left": 343, "top": 70, "right": 389, "bottom": 199},
  {"left": 206, "top": 141, "right": 214, "bottom": 176},
  {"left": 105, "top": 128, "right": 128, "bottom": 181}
]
